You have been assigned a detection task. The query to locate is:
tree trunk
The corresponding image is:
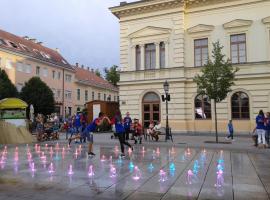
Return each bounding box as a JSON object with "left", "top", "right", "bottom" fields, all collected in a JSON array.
[{"left": 214, "top": 99, "right": 218, "bottom": 143}]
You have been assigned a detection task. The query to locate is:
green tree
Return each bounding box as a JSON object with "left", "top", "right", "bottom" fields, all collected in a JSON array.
[
  {"left": 104, "top": 65, "right": 120, "bottom": 86},
  {"left": 95, "top": 68, "right": 102, "bottom": 78},
  {"left": 194, "top": 41, "right": 238, "bottom": 143},
  {"left": 0, "top": 69, "right": 18, "bottom": 99},
  {"left": 20, "top": 77, "right": 55, "bottom": 115}
]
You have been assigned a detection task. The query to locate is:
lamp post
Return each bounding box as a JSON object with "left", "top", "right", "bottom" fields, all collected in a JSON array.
[{"left": 162, "top": 80, "right": 170, "bottom": 141}]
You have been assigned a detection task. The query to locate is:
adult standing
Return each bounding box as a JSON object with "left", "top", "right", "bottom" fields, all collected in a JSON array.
[
  {"left": 124, "top": 112, "right": 132, "bottom": 140},
  {"left": 256, "top": 110, "right": 266, "bottom": 147},
  {"left": 265, "top": 112, "right": 270, "bottom": 147}
]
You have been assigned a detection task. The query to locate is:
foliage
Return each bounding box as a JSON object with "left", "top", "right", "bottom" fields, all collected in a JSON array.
[
  {"left": 95, "top": 68, "right": 102, "bottom": 78},
  {"left": 0, "top": 69, "right": 18, "bottom": 99},
  {"left": 20, "top": 77, "right": 55, "bottom": 116},
  {"left": 104, "top": 65, "right": 120, "bottom": 86}
]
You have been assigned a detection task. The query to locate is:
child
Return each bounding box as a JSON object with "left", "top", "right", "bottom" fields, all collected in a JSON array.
[
  {"left": 226, "top": 120, "right": 234, "bottom": 141},
  {"left": 132, "top": 118, "right": 143, "bottom": 144}
]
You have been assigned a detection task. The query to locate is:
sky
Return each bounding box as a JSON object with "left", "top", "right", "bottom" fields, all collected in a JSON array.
[{"left": 0, "top": 0, "right": 136, "bottom": 70}]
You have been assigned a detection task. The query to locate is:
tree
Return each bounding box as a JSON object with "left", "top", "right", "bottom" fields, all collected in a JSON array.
[
  {"left": 104, "top": 65, "right": 120, "bottom": 86},
  {"left": 194, "top": 41, "right": 238, "bottom": 143},
  {"left": 95, "top": 69, "right": 102, "bottom": 78},
  {"left": 20, "top": 77, "right": 55, "bottom": 116},
  {"left": 0, "top": 69, "right": 18, "bottom": 99}
]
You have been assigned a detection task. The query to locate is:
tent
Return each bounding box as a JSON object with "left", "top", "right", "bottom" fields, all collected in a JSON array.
[{"left": 0, "top": 98, "right": 28, "bottom": 110}]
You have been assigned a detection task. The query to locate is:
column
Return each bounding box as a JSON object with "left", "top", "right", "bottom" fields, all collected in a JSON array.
[
  {"left": 140, "top": 44, "right": 145, "bottom": 70},
  {"left": 165, "top": 41, "right": 169, "bottom": 68},
  {"left": 131, "top": 45, "right": 136, "bottom": 71},
  {"left": 155, "top": 42, "right": 160, "bottom": 69}
]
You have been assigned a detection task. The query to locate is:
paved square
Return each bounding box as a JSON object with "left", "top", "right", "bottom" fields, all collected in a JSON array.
[{"left": 0, "top": 139, "right": 270, "bottom": 200}]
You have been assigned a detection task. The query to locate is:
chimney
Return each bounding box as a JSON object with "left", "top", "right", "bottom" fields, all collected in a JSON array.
[
  {"left": 37, "top": 41, "right": 43, "bottom": 45},
  {"left": 81, "top": 65, "right": 84, "bottom": 69},
  {"left": 75, "top": 63, "right": 79, "bottom": 68},
  {"left": 120, "top": 1, "right": 127, "bottom": 6},
  {"left": 23, "top": 36, "right": 29, "bottom": 40},
  {"left": 87, "top": 67, "right": 90, "bottom": 71},
  {"left": 55, "top": 48, "right": 60, "bottom": 53},
  {"left": 91, "top": 68, "right": 94, "bottom": 72},
  {"left": 29, "top": 38, "right": 37, "bottom": 43}
]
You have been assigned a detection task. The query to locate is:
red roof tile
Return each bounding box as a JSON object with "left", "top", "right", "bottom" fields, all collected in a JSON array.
[
  {"left": 0, "top": 28, "right": 72, "bottom": 69},
  {"left": 75, "top": 67, "right": 118, "bottom": 92}
]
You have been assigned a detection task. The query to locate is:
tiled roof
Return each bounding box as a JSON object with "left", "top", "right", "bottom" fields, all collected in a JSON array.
[
  {"left": 75, "top": 67, "right": 118, "bottom": 92},
  {"left": 0, "top": 28, "right": 72, "bottom": 69}
]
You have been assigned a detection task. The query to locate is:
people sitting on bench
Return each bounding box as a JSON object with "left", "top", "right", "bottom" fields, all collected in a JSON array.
[{"left": 146, "top": 121, "right": 159, "bottom": 141}]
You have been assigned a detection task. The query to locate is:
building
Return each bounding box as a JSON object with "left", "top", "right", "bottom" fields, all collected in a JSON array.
[
  {"left": 0, "top": 29, "right": 75, "bottom": 116},
  {"left": 74, "top": 64, "right": 119, "bottom": 112},
  {"left": 110, "top": 0, "right": 270, "bottom": 133}
]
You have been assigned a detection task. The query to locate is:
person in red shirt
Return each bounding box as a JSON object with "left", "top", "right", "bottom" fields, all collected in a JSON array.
[{"left": 132, "top": 118, "right": 143, "bottom": 144}]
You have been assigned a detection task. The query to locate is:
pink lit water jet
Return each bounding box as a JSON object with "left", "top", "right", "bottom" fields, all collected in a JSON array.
[
  {"left": 100, "top": 155, "right": 106, "bottom": 162},
  {"left": 159, "top": 169, "right": 168, "bottom": 182},
  {"left": 156, "top": 147, "right": 160, "bottom": 155},
  {"left": 186, "top": 170, "right": 194, "bottom": 185},
  {"left": 215, "top": 169, "right": 224, "bottom": 187},
  {"left": 110, "top": 165, "right": 117, "bottom": 178},
  {"left": 68, "top": 164, "right": 74, "bottom": 175},
  {"left": 88, "top": 165, "right": 95, "bottom": 177},
  {"left": 48, "top": 162, "right": 55, "bottom": 174},
  {"left": 132, "top": 166, "right": 141, "bottom": 181}
]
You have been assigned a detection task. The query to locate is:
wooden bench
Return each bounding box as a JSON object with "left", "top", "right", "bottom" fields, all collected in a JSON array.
[{"left": 145, "top": 127, "right": 173, "bottom": 142}]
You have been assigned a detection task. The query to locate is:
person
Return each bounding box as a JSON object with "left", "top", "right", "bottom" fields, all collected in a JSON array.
[
  {"left": 256, "top": 110, "right": 266, "bottom": 148},
  {"left": 80, "top": 112, "right": 87, "bottom": 143},
  {"left": 132, "top": 118, "right": 143, "bottom": 144},
  {"left": 226, "top": 120, "right": 234, "bottom": 141},
  {"left": 69, "top": 112, "right": 107, "bottom": 156},
  {"left": 109, "top": 111, "right": 133, "bottom": 157},
  {"left": 124, "top": 112, "right": 132, "bottom": 140},
  {"left": 265, "top": 112, "right": 270, "bottom": 147}
]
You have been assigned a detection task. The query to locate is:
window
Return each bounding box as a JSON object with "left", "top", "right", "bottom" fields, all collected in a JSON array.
[
  {"left": 160, "top": 42, "right": 165, "bottom": 68},
  {"left": 195, "top": 94, "right": 211, "bottom": 119},
  {"left": 231, "top": 92, "right": 249, "bottom": 119},
  {"left": 231, "top": 34, "right": 246, "bottom": 64},
  {"left": 65, "top": 90, "right": 72, "bottom": 100},
  {"left": 104, "top": 94, "right": 106, "bottom": 101},
  {"left": 108, "top": 95, "right": 111, "bottom": 101},
  {"left": 145, "top": 43, "right": 156, "bottom": 69},
  {"left": 43, "top": 68, "right": 48, "bottom": 77},
  {"left": 16, "top": 83, "right": 23, "bottom": 92},
  {"left": 85, "top": 90, "right": 88, "bottom": 102},
  {"left": 52, "top": 71, "right": 56, "bottom": 79},
  {"left": 36, "top": 66, "right": 40, "bottom": 75},
  {"left": 98, "top": 93, "right": 101, "bottom": 100},
  {"left": 6, "top": 59, "right": 13, "bottom": 69},
  {"left": 57, "top": 89, "right": 61, "bottom": 99},
  {"left": 16, "top": 62, "right": 23, "bottom": 72},
  {"left": 194, "top": 38, "right": 208, "bottom": 67},
  {"left": 65, "top": 74, "right": 72, "bottom": 82},
  {"left": 136, "top": 45, "right": 141, "bottom": 70},
  {"left": 92, "top": 91, "right": 95, "bottom": 100},
  {"left": 58, "top": 72, "right": 61, "bottom": 80},
  {"left": 25, "top": 64, "right": 32, "bottom": 74},
  {"left": 77, "top": 89, "right": 80, "bottom": 101}
]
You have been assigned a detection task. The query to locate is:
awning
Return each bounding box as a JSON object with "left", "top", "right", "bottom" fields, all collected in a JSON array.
[{"left": 0, "top": 98, "right": 28, "bottom": 110}]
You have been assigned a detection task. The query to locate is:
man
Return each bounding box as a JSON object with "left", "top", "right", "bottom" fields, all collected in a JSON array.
[
  {"left": 69, "top": 112, "right": 107, "bottom": 156},
  {"left": 132, "top": 118, "right": 143, "bottom": 144},
  {"left": 226, "top": 120, "right": 234, "bottom": 141},
  {"left": 123, "top": 112, "right": 132, "bottom": 140}
]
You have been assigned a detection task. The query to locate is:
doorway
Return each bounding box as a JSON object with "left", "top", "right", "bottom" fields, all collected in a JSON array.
[{"left": 142, "top": 92, "right": 160, "bottom": 129}]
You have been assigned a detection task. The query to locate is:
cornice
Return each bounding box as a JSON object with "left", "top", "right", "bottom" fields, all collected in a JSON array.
[
  {"left": 187, "top": 24, "right": 215, "bottom": 34},
  {"left": 262, "top": 16, "right": 270, "bottom": 24},
  {"left": 223, "top": 19, "right": 253, "bottom": 29},
  {"left": 110, "top": 0, "right": 184, "bottom": 19}
]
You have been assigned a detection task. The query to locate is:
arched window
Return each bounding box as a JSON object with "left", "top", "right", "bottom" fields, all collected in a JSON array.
[
  {"left": 231, "top": 92, "right": 249, "bottom": 119},
  {"left": 195, "top": 94, "right": 211, "bottom": 119}
]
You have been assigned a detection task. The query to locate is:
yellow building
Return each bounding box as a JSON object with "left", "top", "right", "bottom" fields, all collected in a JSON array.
[
  {"left": 74, "top": 64, "right": 119, "bottom": 111},
  {"left": 0, "top": 29, "right": 75, "bottom": 116},
  {"left": 110, "top": 0, "right": 270, "bottom": 133}
]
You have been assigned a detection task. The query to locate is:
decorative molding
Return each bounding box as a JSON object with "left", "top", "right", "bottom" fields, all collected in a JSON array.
[
  {"left": 223, "top": 19, "right": 253, "bottom": 29},
  {"left": 128, "top": 26, "right": 171, "bottom": 39},
  {"left": 187, "top": 24, "right": 215, "bottom": 34},
  {"left": 262, "top": 16, "right": 270, "bottom": 24}
]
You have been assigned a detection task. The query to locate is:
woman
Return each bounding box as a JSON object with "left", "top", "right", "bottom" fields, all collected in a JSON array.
[
  {"left": 132, "top": 118, "right": 143, "bottom": 144},
  {"left": 256, "top": 110, "right": 266, "bottom": 148}
]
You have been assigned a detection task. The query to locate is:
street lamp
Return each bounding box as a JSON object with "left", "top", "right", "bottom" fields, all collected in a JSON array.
[{"left": 162, "top": 80, "right": 171, "bottom": 142}]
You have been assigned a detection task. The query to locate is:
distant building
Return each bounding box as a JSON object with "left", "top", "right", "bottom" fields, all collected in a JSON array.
[
  {"left": 0, "top": 29, "right": 75, "bottom": 116},
  {"left": 74, "top": 65, "right": 119, "bottom": 112},
  {"left": 110, "top": 0, "right": 270, "bottom": 133}
]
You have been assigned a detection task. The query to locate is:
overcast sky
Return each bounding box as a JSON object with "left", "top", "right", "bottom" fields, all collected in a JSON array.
[{"left": 0, "top": 0, "right": 136, "bottom": 70}]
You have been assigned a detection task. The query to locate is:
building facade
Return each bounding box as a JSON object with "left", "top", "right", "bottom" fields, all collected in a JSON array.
[
  {"left": 110, "top": 0, "right": 270, "bottom": 133},
  {"left": 74, "top": 65, "right": 119, "bottom": 111}
]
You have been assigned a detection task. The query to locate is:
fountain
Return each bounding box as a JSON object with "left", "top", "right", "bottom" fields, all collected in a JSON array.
[
  {"left": 169, "top": 162, "right": 176, "bottom": 171},
  {"left": 48, "top": 162, "right": 55, "bottom": 174},
  {"left": 148, "top": 163, "right": 154, "bottom": 172},
  {"left": 30, "top": 162, "right": 36, "bottom": 172},
  {"left": 128, "top": 148, "right": 132, "bottom": 154},
  {"left": 68, "top": 164, "right": 74, "bottom": 175},
  {"left": 0, "top": 154, "right": 6, "bottom": 164},
  {"left": 193, "top": 160, "right": 200, "bottom": 175},
  {"left": 100, "top": 155, "right": 106, "bottom": 162},
  {"left": 156, "top": 147, "right": 160, "bottom": 155},
  {"left": 117, "top": 155, "right": 123, "bottom": 165},
  {"left": 74, "top": 148, "right": 78, "bottom": 159},
  {"left": 114, "top": 146, "right": 119, "bottom": 153},
  {"left": 215, "top": 169, "right": 224, "bottom": 187},
  {"left": 109, "top": 156, "right": 113, "bottom": 165},
  {"left": 186, "top": 169, "right": 194, "bottom": 185},
  {"left": 88, "top": 165, "right": 95, "bottom": 177},
  {"left": 55, "top": 142, "right": 59, "bottom": 151},
  {"left": 14, "top": 151, "right": 19, "bottom": 163},
  {"left": 110, "top": 165, "right": 117, "bottom": 178},
  {"left": 129, "top": 161, "right": 135, "bottom": 172},
  {"left": 132, "top": 166, "right": 141, "bottom": 181},
  {"left": 142, "top": 146, "right": 146, "bottom": 153},
  {"left": 159, "top": 169, "right": 168, "bottom": 182}
]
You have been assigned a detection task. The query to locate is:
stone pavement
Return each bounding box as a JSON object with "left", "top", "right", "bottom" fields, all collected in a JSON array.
[{"left": 0, "top": 133, "right": 269, "bottom": 200}]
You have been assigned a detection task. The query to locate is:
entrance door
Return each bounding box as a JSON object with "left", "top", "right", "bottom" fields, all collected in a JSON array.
[{"left": 142, "top": 92, "right": 160, "bottom": 129}]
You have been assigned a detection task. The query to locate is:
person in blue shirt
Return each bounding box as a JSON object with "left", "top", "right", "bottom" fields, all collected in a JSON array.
[
  {"left": 226, "top": 120, "right": 234, "bottom": 141},
  {"left": 265, "top": 112, "right": 270, "bottom": 146},
  {"left": 256, "top": 110, "right": 266, "bottom": 147},
  {"left": 69, "top": 112, "right": 107, "bottom": 156},
  {"left": 124, "top": 112, "right": 132, "bottom": 140}
]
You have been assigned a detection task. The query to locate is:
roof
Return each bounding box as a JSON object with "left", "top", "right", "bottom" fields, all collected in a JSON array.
[
  {"left": 0, "top": 98, "right": 28, "bottom": 110},
  {"left": 0, "top": 29, "right": 72, "bottom": 70},
  {"left": 75, "top": 67, "right": 118, "bottom": 92}
]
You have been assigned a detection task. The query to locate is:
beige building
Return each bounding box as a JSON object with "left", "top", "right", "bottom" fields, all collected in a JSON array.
[
  {"left": 110, "top": 0, "right": 270, "bottom": 133},
  {"left": 74, "top": 64, "right": 119, "bottom": 111},
  {"left": 0, "top": 29, "right": 75, "bottom": 116}
]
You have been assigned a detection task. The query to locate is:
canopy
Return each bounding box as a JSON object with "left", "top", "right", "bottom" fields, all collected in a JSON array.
[{"left": 0, "top": 98, "right": 28, "bottom": 110}]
